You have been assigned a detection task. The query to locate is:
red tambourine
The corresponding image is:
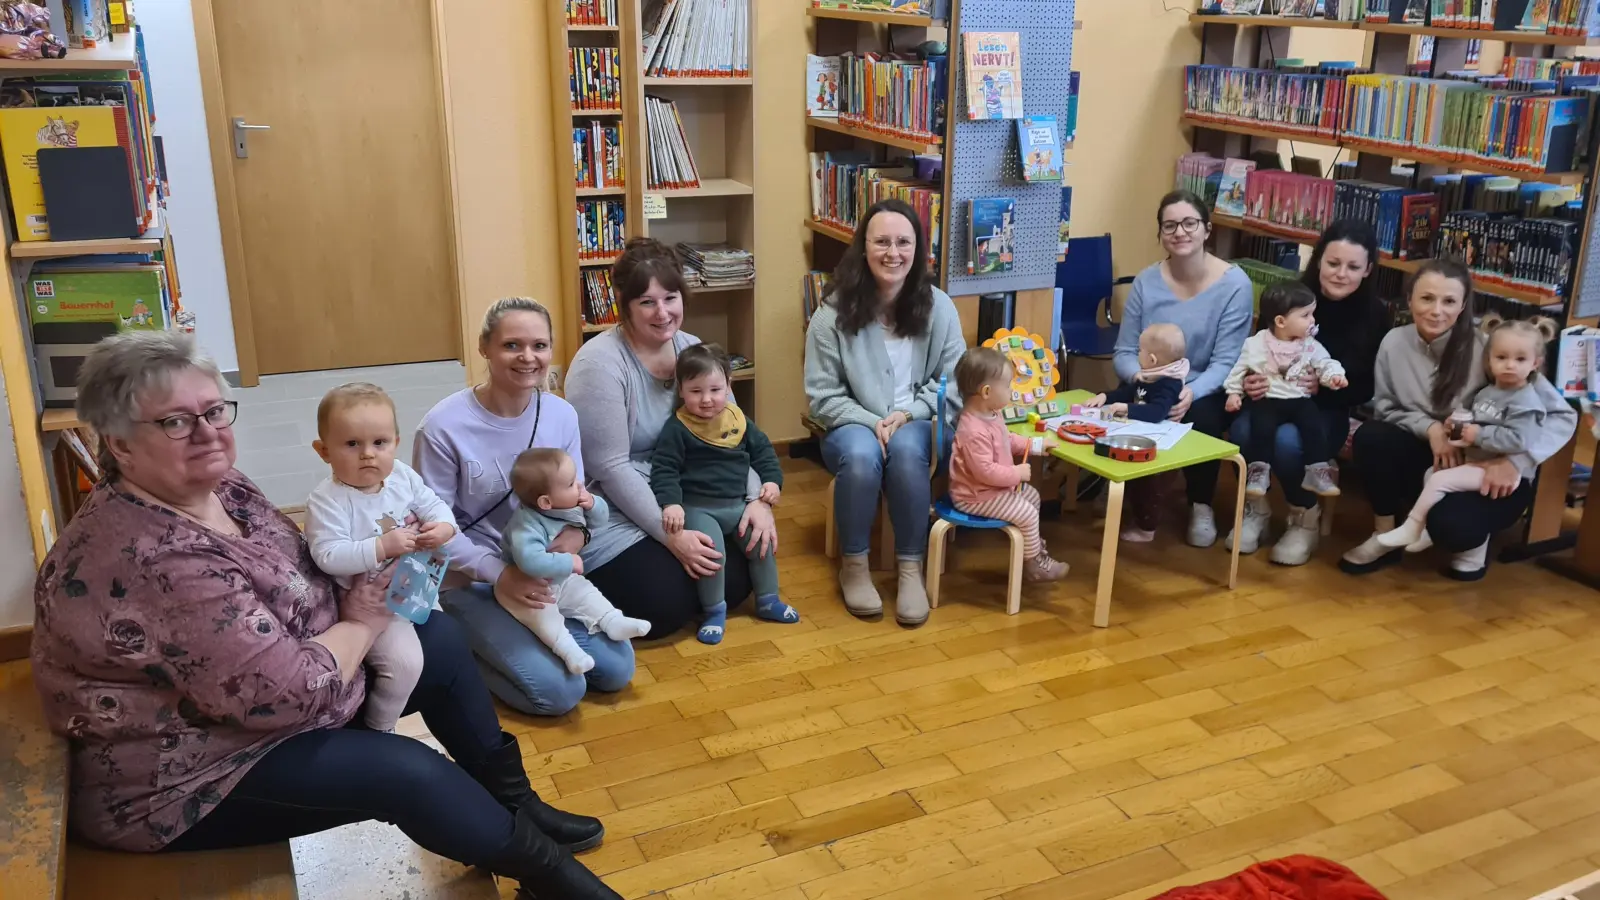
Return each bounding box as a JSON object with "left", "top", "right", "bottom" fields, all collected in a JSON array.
[{"left": 1056, "top": 422, "right": 1107, "bottom": 444}]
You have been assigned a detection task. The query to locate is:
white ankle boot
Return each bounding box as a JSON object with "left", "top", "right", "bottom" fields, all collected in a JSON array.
[{"left": 1269, "top": 505, "right": 1320, "bottom": 566}]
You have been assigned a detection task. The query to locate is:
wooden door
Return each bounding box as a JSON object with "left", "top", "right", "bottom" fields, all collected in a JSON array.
[{"left": 211, "top": 0, "right": 457, "bottom": 374}]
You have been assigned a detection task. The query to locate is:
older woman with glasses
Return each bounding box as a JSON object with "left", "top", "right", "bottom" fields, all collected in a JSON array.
[
  {"left": 1109, "top": 190, "right": 1254, "bottom": 546},
  {"left": 804, "top": 197, "right": 966, "bottom": 626},
  {"left": 30, "top": 331, "right": 620, "bottom": 898}
]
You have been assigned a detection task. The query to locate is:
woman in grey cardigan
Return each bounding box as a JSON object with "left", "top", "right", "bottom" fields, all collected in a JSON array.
[
  {"left": 804, "top": 198, "right": 966, "bottom": 626},
  {"left": 565, "top": 238, "right": 776, "bottom": 638}
]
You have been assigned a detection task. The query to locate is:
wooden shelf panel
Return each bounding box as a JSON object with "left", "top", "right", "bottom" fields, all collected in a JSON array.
[
  {"left": 643, "top": 76, "right": 753, "bottom": 85},
  {"left": 575, "top": 186, "right": 626, "bottom": 197},
  {"left": 1189, "top": 13, "right": 1356, "bottom": 28},
  {"left": 1211, "top": 212, "right": 1321, "bottom": 245},
  {"left": 653, "top": 178, "right": 753, "bottom": 197},
  {"left": 731, "top": 366, "right": 756, "bottom": 382},
  {"left": 0, "top": 40, "right": 137, "bottom": 72},
  {"left": 570, "top": 107, "right": 624, "bottom": 117},
  {"left": 805, "top": 6, "right": 936, "bottom": 26},
  {"left": 692, "top": 281, "right": 755, "bottom": 293},
  {"left": 1190, "top": 13, "right": 1598, "bottom": 44},
  {"left": 806, "top": 116, "right": 941, "bottom": 153},
  {"left": 805, "top": 217, "right": 855, "bottom": 243},
  {"left": 39, "top": 409, "right": 83, "bottom": 433},
  {"left": 579, "top": 253, "right": 622, "bottom": 268},
  {"left": 582, "top": 323, "right": 614, "bottom": 333},
  {"left": 1185, "top": 116, "right": 1588, "bottom": 184},
  {"left": 566, "top": 23, "right": 619, "bottom": 31},
  {"left": 10, "top": 235, "right": 163, "bottom": 259}
]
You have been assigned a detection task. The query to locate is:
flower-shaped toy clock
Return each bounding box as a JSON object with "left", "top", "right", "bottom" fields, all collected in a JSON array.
[{"left": 982, "top": 327, "right": 1063, "bottom": 424}]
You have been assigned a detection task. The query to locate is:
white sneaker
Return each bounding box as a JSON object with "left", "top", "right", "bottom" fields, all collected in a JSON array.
[
  {"left": 1187, "top": 504, "right": 1217, "bottom": 548},
  {"left": 1301, "top": 462, "right": 1341, "bottom": 497},
  {"left": 1270, "top": 505, "right": 1320, "bottom": 566},
  {"left": 1244, "top": 462, "right": 1272, "bottom": 498},
  {"left": 1224, "top": 496, "right": 1272, "bottom": 555}
]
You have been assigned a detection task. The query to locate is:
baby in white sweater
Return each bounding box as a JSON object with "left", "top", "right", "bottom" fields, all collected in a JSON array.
[
  {"left": 1224, "top": 282, "right": 1349, "bottom": 498},
  {"left": 304, "top": 383, "right": 457, "bottom": 732}
]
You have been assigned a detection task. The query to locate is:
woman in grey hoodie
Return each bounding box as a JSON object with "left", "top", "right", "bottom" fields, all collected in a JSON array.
[{"left": 1340, "top": 260, "right": 1576, "bottom": 580}]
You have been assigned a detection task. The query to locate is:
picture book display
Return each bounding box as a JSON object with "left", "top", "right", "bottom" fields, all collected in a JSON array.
[
  {"left": 568, "top": 46, "right": 621, "bottom": 110},
  {"left": 835, "top": 50, "right": 948, "bottom": 140},
  {"left": 967, "top": 197, "right": 1016, "bottom": 275},
  {"left": 1214, "top": 158, "right": 1255, "bottom": 218},
  {"left": 27, "top": 266, "right": 169, "bottom": 331},
  {"left": 963, "top": 32, "right": 1023, "bottom": 121},
  {"left": 1016, "top": 115, "right": 1063, "bottom": 183},
  {"left": 806, "top": 54, "right": 840, "bottom": 117}
]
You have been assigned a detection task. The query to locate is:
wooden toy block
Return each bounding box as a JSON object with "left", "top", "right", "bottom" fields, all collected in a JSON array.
[
  {"left": 1034, "top": 418, "right": 1047, "bottom": 432},
  {"left": 1022, "top": 339, "right": 1036, "bottom": 350},
  {"left": 1037, "top": 400, "right": 1062, "bottom": 416},
  {"left": 1032, "top": 347, "right": 1046, "bottom": 358},
  {"left": 1011, "top": 390, "right": 1022, "bottom": 402},
  {"left": 1069, "top": 404, "right": 1083, "bottom": 416}
]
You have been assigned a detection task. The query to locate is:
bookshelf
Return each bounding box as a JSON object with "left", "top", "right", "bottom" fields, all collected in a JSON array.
[
  {"left": 547, "top": 0, "right": 761, "bottom": 412},
  {"left": 1183, "top": 11, "right": 1597, "bottom": 556},
  {"left": 0, "top": 31, "right": 178, "bottom": 562}
]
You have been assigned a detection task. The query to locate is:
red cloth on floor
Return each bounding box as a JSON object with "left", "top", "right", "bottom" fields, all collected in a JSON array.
[{"left": 1148, "top": 856, "right": 1388, "bottom": 900}]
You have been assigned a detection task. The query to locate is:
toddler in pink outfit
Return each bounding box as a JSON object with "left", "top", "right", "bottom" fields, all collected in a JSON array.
[{"left": 948, "top": 346, "right": 1069, "bottom": 582}]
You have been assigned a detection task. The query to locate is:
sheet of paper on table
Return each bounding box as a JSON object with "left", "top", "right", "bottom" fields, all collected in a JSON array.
[{"left": 1043, "top": 415, "right": 1194, "bottom": 451}]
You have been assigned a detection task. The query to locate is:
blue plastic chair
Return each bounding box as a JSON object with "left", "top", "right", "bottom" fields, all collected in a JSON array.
[
  {"left": 1056, "top": 234, "right": 1132, "bottom": 365},
  {"left": 925, "top": 376, "right": 1027, "bottom": 615}
]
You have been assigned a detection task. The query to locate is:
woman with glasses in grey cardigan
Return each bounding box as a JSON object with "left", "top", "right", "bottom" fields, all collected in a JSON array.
[{"left": 804, "top": 198, "right": 966, "bottom": 626}]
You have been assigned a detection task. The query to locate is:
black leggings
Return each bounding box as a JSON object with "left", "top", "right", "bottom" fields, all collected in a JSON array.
[
  {"left": 163, "top": 614, "right": 514, "bottom": 864},
  {"left": 587, "top": 537, "right": 751, "bottom": 641},
  {"left": 1240, "top": 397, "right": 1329, "bottom": 467},
  {"left": 1351, "top": 419, "right": 1536, "bottom": 552},
  {"left": 1183, "top": 392, "right": 1235, "bottom": 505}
]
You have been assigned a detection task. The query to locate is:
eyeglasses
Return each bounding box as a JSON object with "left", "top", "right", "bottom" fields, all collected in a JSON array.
[
  {"left": 139, "top": 401, "right": 238, "bottom": 439},
  {"left": 869, "top": 237, "right": 916, "bottom": 252},
  {"left": 1159, "top": 218, "right": 1205, "bottom": 236}
]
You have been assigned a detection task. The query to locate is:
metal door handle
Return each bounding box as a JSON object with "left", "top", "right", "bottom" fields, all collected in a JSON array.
[{"left": 232, "top": 117, "right": 271, "bottom": 159}]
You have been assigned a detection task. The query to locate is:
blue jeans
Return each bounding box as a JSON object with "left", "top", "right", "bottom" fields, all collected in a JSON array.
[
  {"left": 439, "top": 582, "right": 635, "bottom": 717},
  {"left": 821, "top": 420, "right": 948, "bottom": 560},
  {"left": 163, "top": 614, "right": 515, "bottom": 863},
  {"left": 1230, "top": 405, "right": 1350, "bottom": 508}
]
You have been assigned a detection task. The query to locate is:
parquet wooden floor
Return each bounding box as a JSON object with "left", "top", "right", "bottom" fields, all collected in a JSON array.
[{"left": 480, "top": 457, "right": 1600, "bottom": 900}]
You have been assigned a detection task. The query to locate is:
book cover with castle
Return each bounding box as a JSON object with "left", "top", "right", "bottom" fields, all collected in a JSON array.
[{"left": 963, "top": 32, "right": 1023, "bottom": 120}]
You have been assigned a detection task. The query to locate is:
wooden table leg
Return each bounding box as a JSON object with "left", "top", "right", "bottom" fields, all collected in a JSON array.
[
  {"left": 1228, "top": 454, "right": 1246, "bottom": 590},
  {"left": 1095, "top": 479, "right": 1125, "bottom": 628},
  {"left": 1064, "top": 464, "right": 1080, "bottom": 514}
]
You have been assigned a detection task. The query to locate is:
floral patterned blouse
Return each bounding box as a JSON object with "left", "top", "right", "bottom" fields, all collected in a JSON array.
[{"left": 31, "top": 470, "right": 365, "bottom": 851}]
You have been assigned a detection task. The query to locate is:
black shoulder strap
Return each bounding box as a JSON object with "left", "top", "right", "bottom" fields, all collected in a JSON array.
[{"left": 459, "top": 391, "right": 542, "bottom": 535}]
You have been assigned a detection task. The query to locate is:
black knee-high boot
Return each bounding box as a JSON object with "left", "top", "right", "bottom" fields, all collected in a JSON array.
[
  {"left": 486, "top": 809, "right": 622, "bottom": 900},
  {"left": 465, "top": 731, "right": 605, "bottom": 852}
]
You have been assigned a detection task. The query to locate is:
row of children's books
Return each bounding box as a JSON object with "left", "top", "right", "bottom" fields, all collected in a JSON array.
[
  {"left": 568, "top": 47, "right": 622, "bottom": 110},
  {"left": 805, "top": 52, "right": 948, "bottom": 142},
  {"left": 581, "top": 269, "right": 619, "bottom": 326},
  {"left": 643, "top": 95, "right": 699, "bottom": 189},
  {"left": 572, "top": 122, "right": 624, "bottom": 190},
  {"left": 566, "top": 0, "right": 619, "bottom": 25},
  {"left": 1437, "top": 211, "right": 1579, "bottom": 297},
  {"left": 641, "top": 0, "right": 750, "bottom": 78},
  {"left": 1243, "top": 170, "right": 1337, "bottom": 241},
  {"left": 1499, "top": 56, "right": 1600, "bottom": 82},
  {"left": 807, "top": 150, "right": 942, "bottom": 264},
  {"left": 808, "top": 0, "right": 950, "bottom": 15},
  {"left": 1176, "top": 152, "right": 1225, "bottom": 210},
  {"left": 0, "top": 69, "right": 162, "bottom": 242},
  {"left": 576, "top": 199, "right": 626, "bottom": 261},
  {"left": 50, "top": 0, "right": 126, "bottom": 49},
  {"left": 1185, "top": 64, "right": 1592, "bottom": 175},
  {"left": 1360, "top": 0, "right": 1600, "bottom": 33},
  {"left": 802, "top": 270, "right": 831, "bottom": 330},
  {"left": 1184, "top": 64, "right": 1358, "bottom": 138}
]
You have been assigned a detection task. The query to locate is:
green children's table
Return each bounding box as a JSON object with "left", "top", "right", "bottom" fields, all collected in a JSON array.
[{"left": 1009, "top": 390, "right": 1248, "bottom": 628}]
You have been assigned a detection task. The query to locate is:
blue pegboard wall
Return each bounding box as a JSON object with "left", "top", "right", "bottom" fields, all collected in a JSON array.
[{"left": 945, "top": 0, "right": 1074, "bottom": 298}]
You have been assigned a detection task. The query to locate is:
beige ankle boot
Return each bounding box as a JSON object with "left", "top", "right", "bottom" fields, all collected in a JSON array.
[
  {"left": 838, "top": 554, "right": 882, "bottom": 617},
  {"left": 895, "top": 558, "right": 929, "bottom": 626}
]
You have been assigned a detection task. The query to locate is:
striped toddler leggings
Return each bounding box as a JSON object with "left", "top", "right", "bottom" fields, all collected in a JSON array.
[{"left": 953, "top": 484, "right": 1043, "bottom": 559}]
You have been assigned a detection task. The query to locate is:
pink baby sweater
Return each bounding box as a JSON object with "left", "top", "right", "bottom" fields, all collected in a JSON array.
[{"left": 950, "top": 411, "right": 1029, "bottom": 506}]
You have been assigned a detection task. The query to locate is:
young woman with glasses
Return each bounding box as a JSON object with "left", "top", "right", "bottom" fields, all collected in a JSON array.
[
  {"left": 1109, "top": 190, "right": 1255, "bottom": 546},
  {"left": 804, "top": 197, "right": 966, "bottom": 626}
]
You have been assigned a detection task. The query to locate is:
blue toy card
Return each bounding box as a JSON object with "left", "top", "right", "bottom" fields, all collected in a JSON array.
[{"left": 385, "top": 550, "right": 449, "bottom": 624}]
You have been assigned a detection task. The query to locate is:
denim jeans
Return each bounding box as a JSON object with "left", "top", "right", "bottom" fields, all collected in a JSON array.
[
  {"left": 821, "top": 421, "right": 948, "bottom": 560},
  {"left": 163, "top": 614, "right": 515, "bottom": 864},
  {"left": 1230, "top": 405, "right": 1351, "bottom": 508},
  {"left": 439, "top": 582, "right": 635, "bottom": 717}
]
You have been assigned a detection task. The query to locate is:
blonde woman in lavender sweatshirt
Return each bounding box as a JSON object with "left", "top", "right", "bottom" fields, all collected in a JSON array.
[{"left": 414, "top": 298, "right": 635, "bottom": 719}]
